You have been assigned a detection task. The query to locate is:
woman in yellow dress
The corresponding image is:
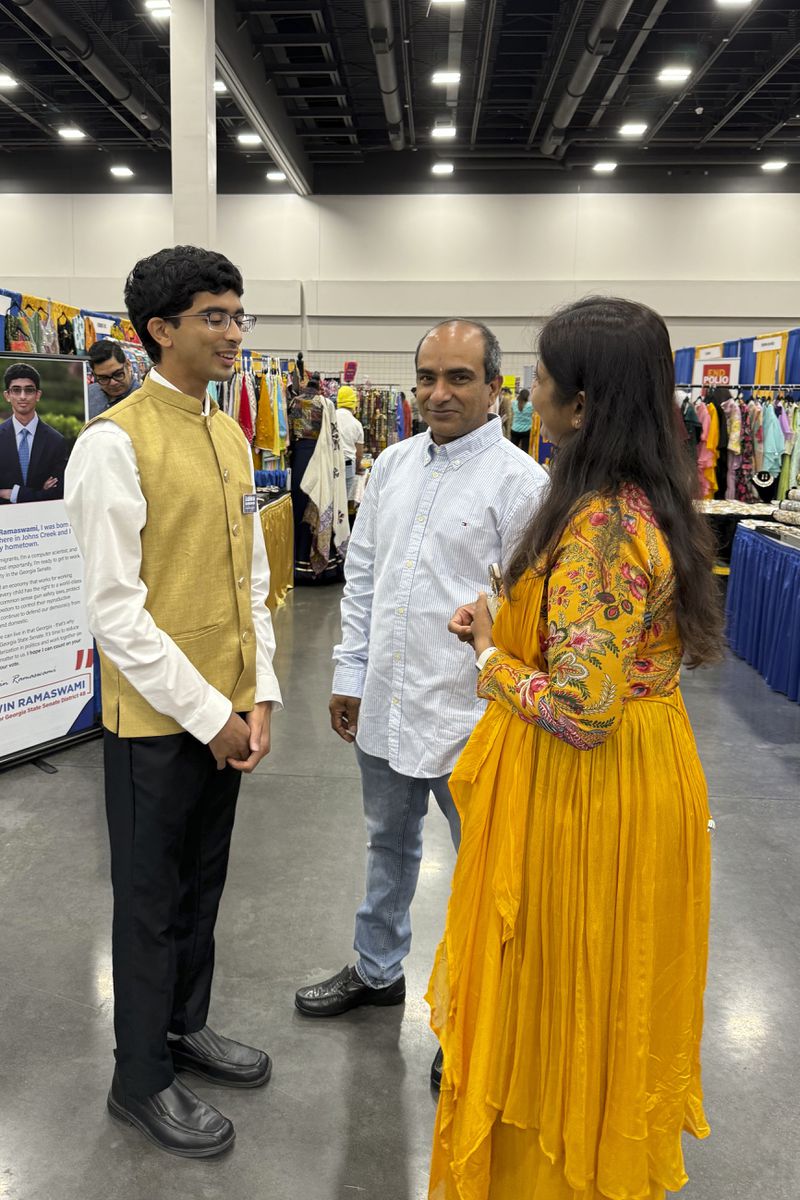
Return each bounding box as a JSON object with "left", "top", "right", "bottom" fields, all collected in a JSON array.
[{"left": 427, "top": 297, "right": 724, "bottom": 1200}]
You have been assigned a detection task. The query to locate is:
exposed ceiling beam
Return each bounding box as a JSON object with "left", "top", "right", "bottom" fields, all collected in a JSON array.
[
  {"left": 238, "top": 0, "right": 323, "bottom": 10},
  {"left": 642, "top": 0, "right": 766, "bottom": 145},
  {"left": 263, "top": 33, "right": 332, "bottom": 46},
  {"left": 290, "top": 107, "right": 355, "bottom": 118},
  {"left": 397, "top": 0, "right": 415, "bottom": 146},
  {"left": 268, "top": 66, "right": 339, "bottom": 75},
  {"left": 587, "top": 0, "right": 670, "bottom": 130},
  {"left": 276, "top": 86, "right": 347, "bottom": 98},
  {"left": 215, "top": 0, "right": 313, "bottom": 194},
  {"left": 526, "top": 0, "right": 587, "bottom": 148},
  {"left": 469, "top": 0, "right": 499, "bottom": 146},
  {"left": 696, "top": 39, "right": 800, "bottom": 147}
]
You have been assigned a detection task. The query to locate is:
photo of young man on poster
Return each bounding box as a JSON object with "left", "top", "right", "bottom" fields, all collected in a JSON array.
[{"left": 0, "top": 356, "right": 86, "bottom": 505}]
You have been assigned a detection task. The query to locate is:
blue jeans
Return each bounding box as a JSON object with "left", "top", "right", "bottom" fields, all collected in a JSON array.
[{"left": 354, "top": 745, "right": 461, "bottom": 988}]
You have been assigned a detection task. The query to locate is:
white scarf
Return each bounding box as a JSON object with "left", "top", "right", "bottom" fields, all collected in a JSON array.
[{"left": 300, "top": 396, "right": 350, "bottom": 574}]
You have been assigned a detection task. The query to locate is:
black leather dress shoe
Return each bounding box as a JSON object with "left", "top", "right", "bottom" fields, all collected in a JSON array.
[
  {"left": 295, "top": 964, "right": 406, "bottom": 1017},
  {"left": 107, "top": 1070, "right": 235, "bottom": 1158},
  {"left": 170, "top": 1026, "right": 272, "bottom": 1088},
  {"left": 431, "top": 1047, "right": 444, "bottom": 1090}
]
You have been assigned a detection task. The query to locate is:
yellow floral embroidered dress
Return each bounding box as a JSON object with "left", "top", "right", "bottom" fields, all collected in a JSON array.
[{"left": 427, "top": 487, "right": 711, "bottom": 1200}]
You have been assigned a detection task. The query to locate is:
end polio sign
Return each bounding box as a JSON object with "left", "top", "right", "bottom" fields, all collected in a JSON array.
[{"left": 702, "top": 362, "right": 735, "bottom": 388}]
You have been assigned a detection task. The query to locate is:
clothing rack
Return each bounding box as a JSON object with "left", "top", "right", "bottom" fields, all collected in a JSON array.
[{"left": 678, "top": 383, "right": 800, "bottom": 390}]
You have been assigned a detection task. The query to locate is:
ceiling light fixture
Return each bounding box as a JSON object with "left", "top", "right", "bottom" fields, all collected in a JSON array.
[
  {"left": 431, "top": 124, "right": 456, "bottom": 140},
  {"left": 266, "top": 170, "right": 287, "bottom": 182},
  {"left": 237, "top": 132, "right": 262, "bottom": 145},
  {"left": 619, "top": 121, "right": 648, "bottom": 138},
  {"left": 761, "top": 160, "right": 788, "bottom": 172},
  {"left": 430, "top": 0, "right": 466, "bottom": 5},
  {"left": 432, "top": 70, "right": 461, "bottom": 85},
  {"left": 715, "top": 0, "right": 752, "bottom": 7},
  {"left": 214, "top": 80, "right": 228, "bottom": 94},
  {"left": 58, "top": 126, "right": 86, "bottom": 140},
  {"left": 432, "top": 162, "right": 454, "bottom": 175},
  {"left": 110, "top": 165, "right": 134, "bottom": 178},
  {"left": 593, "top": 161, "right": 618, "bottom": 173},
  {"left": 145, "top": 0, "right": 171, "bottom": 8},
  {"left": 658, "top": 65, "right": 692, "bottom": 84},
  {"left": 0, "top": 73, "right": 18, "bottom": 89}
]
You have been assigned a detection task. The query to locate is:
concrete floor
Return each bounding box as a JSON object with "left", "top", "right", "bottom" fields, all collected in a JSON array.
[{"left": 0, "top": 584, "right": 798, "bottom": 1200}]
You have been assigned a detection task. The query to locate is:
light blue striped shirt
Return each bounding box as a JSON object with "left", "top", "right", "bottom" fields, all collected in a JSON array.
[{"left": 332, "top": 419, "right": 549, "bottom": 778}]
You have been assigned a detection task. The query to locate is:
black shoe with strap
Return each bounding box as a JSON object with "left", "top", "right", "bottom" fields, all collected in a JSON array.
[
  {"left": 170, "top": 1025, "right": 272, "bottom": 1088},
  {"left": 295, "top": 964, "right": 406, "bottom": 1017},
  {"left": 431, "top": 1047, "right": 443, "bottom": 1090},
  {"left": 107, "top": 1070, "right": 235, "bottom": 1158}
]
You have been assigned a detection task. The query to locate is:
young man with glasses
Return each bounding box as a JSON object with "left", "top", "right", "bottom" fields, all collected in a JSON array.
[
  {"left": 65, "top": 246, "right": 279, "bottom": 1159},
  {"left": 0, "top": 362, "right": 68, "bottom": 503},
  {"left": 86, "top": 340, "right": 139, "bottom": 419}
]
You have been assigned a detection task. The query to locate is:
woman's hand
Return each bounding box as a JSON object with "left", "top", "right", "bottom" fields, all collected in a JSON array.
[
  {"left": 470, "top": 593, "right": 495, "bottom": 658},
  {"left": 448, "top": 594, "right": 495, "bottom": 658}
]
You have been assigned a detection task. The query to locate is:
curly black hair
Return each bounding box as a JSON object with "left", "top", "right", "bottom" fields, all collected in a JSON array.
[{"left": 124, "top": 246, "right": 243, "bottom": 362}]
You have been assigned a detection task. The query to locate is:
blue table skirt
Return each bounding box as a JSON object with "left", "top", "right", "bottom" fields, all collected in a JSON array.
[{"left": 726, "top": 525, "right": 800, "bottom": 703}]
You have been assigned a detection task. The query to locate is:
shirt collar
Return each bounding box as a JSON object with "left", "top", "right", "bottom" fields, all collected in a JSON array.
[
  {"left": 422, "top": 416, "right": 503, "bottom": 469},
  {"left": 150, "top": 366, "right": 212, "bottom": 416},
  {"left": 13, "top": 414, "right": 38, "bottom": 439}
]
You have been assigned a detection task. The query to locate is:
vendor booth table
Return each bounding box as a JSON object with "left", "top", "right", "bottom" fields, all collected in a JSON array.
[{"left": 726, "top": 521, "right": 800, "bottom": 703}]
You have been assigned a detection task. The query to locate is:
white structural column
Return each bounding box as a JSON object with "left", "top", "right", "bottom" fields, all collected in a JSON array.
[{"left": 170, "top": 0, "right": 217, "bottom": 246}]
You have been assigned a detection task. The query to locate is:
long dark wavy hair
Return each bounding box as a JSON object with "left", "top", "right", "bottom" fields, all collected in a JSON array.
[{"left": 506, "top": 297, "right": 724, "bottom": 668}]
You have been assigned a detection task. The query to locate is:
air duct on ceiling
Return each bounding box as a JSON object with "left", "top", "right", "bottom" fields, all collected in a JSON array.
[
  {"left": 364, "top": 0, "right": 405, "bottom": 151},
  {"left": 10, "top": 0, "right": 166, "bottom": 133},
  {"left": 540, "top": 0, "right": 634, "bottom": 157}
]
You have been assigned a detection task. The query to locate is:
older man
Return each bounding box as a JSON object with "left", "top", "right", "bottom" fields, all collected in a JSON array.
[{"left": 295, "top": 320, "right": 548, "bottom": 1078}]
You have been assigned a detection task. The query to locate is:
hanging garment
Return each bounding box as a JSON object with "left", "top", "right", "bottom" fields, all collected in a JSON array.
[
  {"left": 237, "top": 372, "right": 256, "bottom": 443},
  {"left": 735, "top": 402, "right": 755, "bottom": 503},
  {"left": 760, "top": 403, "right": 787, "bottom": 477},
  {"left": 83, "top": 316, "right": 97, "bottom": 349},
  {"left": 682, "top": 399, "right": 702, "bottom": 448},
  {"left": 72, "top": 315, "right": 86, "bottom": 354},
  {"left": 299, "top": 396, "right": 350, "bottom": 575},
  {"left": 696, "top": 402, "right": 713, "bottom": 499},
  {"left": 254, "top": 372, "right": 274, "bottom": 452},
  {"left": 723, "top": 399, "right": 742, "bottom": 500},
  {"left": 6, "top": 301, "right": 35, "bottom": 352},
  {"left": 57, "top": 314, "right": 77, "bottom": 356},
  {"left": 23, "top": 306, "right": 43, "bottom": 353},
  {"left": 749, "top": 402, "right": 764, "bottom": 473}
]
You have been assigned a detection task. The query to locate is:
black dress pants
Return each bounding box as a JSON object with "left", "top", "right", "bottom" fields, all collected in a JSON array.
[{"left": 103, "top": 728, "right": 242, "bottom": 1099}]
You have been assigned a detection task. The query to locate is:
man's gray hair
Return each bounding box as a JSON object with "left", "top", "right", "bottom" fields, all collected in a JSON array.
[{"left": 414, "top": 318, "right": 502, "bottom": 383}]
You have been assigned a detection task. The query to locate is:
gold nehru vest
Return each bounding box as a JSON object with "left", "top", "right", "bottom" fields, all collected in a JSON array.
[{"left": 90, "top": 376, "right": 257, "bottom": 737}]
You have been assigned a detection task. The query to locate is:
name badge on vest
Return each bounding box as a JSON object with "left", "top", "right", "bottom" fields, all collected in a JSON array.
[{"left": 241, "top": 492, "right": 259, "bottom": 515}]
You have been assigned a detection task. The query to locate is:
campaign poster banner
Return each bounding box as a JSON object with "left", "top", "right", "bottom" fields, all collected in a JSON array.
[
  {"left": 0, "top": 503, "right": 95, "bottom": 756},
  {"left": 692, "top": 358, "right": 740, "bottom": 390},
  {"left": 0, "top": 352, "right": 96, "bottom": 762}
]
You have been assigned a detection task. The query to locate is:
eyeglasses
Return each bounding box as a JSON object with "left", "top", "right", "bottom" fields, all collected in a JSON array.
[
  {"left": 95, "top": 366, "right": 129, "bottom": 386},
  {"left": 6, "top": 385, "right": 38, "bottom": 396},
  {"left": 163, "top": 310, "right": 257, "bottom": 334}
]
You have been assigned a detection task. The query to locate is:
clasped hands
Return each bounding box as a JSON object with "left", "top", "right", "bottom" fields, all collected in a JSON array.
[
  {"left": 208, "top": 702, "right": 272, "bottom": 772},
  {"left": 448, "top": 592, "right": 495, "bottom": 659}
]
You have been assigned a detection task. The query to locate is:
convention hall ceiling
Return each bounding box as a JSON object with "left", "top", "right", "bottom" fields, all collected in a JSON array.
[{"left": 0, "top": 0, "right": 798, "bottom": 192}]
